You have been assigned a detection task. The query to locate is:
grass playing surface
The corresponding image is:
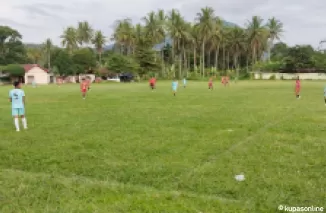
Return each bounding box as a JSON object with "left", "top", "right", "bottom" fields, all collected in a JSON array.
[{"left": 0, "top": 81, "right": 325, "bottom": 213}]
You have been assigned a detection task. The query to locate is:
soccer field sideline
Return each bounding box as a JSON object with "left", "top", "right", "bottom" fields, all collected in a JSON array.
[{"left": 0, "top": 81, "right": 325, "bottom": 212}]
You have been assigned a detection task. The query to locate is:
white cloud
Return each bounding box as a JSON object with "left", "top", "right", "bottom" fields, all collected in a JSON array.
[{"left": 0, "top": 0, "right": 325, "bottom": 47}]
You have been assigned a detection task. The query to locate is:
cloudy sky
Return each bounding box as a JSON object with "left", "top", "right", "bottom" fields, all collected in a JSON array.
[{"left": 1, "top": 0, "right": 325, "bottom": 48}]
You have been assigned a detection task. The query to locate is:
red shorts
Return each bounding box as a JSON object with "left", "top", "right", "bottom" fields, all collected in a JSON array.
[
  {"left": 209, "top": 83, "right": 213, "bottom": 86},
  {"left": 150, "top": 83, "right": 155, "bottom": 87},
  {"left": 81, "top": 89, "right": 87, "bottom": 93}
]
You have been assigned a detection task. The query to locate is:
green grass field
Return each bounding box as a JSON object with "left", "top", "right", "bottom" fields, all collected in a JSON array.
[{"left": 0, "top": 81, "right": 325, "bottom": 213}]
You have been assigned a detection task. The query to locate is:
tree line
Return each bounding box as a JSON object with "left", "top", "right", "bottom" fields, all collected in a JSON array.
[{"left": 1, "top": 6, "right": 326, "bottom": 80}]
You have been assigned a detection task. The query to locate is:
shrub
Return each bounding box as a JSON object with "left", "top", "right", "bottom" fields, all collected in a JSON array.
[
  {"left": 250, "top": 72, "right": 255, "bottom": 80},
  {"left": 269, "top": 74, "right": 276, "bottom": 80}
]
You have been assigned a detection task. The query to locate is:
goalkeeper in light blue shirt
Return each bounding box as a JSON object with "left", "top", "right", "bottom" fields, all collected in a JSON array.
[
  {"left": 9, "top": 81, "right": 28, "bottom": 131},
  {"left": 172, "top": 79, "right": 178, "bottom": 96},
  {"left": 183, "top": 77, "right": 187, "bottom": 88}
]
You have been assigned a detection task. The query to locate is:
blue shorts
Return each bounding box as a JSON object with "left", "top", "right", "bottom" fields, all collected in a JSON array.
[
  {"left": 172, "top": 87, "right": 177, "bottom": 91},
  {"left": 12, "top": 108, "right": 25, "bottom": 116}
]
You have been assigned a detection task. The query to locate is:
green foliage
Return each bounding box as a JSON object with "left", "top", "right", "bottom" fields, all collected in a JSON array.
[
  {"left": 0, "top": 76, "right": 10, "bottom": 83},
  {"left": 0, "top": 26, "right": 27, "bottom": 65},
  {"left": 283, "top": 45, "right": 315, "bottom": 71},
  {"left": 72, "top": 48, "right": 97, "bottom": 74},
  {"left": 52, "top": 50, "right": 74, "bottom": 76},
  {"left": 4, "top": 64, "right": 24, "bottom": 76},
  {"left": 105, "top": 53, "right": 139, "bottom": 73},
  {"left": 250, "top": 72, "right": 255, "bottom": 80},
  {"left": 254, "top": 61, "right": 284, "bottom": 72},
  {"left": 134, "top": 47, "right": 160, "bottom": 75},
  {"left": 269, "top": 74, "right": 276, "bottom": 80},
  {"left": 313, "top": 52, "right": 326, "bottom": 71},
  {"left": 271, "top": 42, "right": 288, "bottom": 61}
]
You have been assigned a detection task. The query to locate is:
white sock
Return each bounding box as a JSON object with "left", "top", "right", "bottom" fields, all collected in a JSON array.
[
  {"left": 22, "top": 118, "right": 27, "bottom": 129},
  {"left": 14, "top": 118, "right": 20, "bottom": 131}
]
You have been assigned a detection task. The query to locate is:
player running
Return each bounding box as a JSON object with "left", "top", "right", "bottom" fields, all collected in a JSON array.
[
  {"left": 149, "top": 77, "right": 156, "bottom": 91},
  {"left": 172, "top": 79, "right": 178, "bottom": 96},
  {"left": 9, "top": 81, "right": 27, "bottom": 132},
  {"left": 80, "top": 78, "right": 88, "bottom": 99},
  {"left": 183, "top": 77, "right": 187, "bottom": 88},
  {"left": 295, "top": 77, "right": 301, "bottom": 99},
  {"left": 208, "top": 77, "right": 213, "bottom": 90}
]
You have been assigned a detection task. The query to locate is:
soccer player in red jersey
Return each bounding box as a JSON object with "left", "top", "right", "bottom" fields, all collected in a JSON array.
[
  {"left": 208, "top": 77, "right": 213, "bottom": 90},
  {"left": 149, "top": 77, "right": 156, "bottom": 91},
  {"left": 295, "top": 76, "right": 301, "bottom": 99},
  {"left": 80, "top": 78, "right": 88, "bottom": 99}
]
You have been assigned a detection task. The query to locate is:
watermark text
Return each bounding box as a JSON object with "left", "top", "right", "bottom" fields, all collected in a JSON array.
[{"left": 278, "top": 205, "right": 324, "bottom": 212}]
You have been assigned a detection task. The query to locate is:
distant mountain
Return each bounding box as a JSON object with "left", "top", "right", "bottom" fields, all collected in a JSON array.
[{"left": 24, "top": 43, "right": 43, "bottom": 49}]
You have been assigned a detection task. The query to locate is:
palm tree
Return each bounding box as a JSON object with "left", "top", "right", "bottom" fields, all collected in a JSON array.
[
  {"left": 157, "top": 9, "right": 167, "bottom": 77},
  {"left": 229, "top": 27, "right": 245, "bottom": 79},
  {"left": 112, "top": 19, "right": 134, "bottom": 55},
  {"left": 92, "top": 30, "right": 106, "bottom": 65},
  {"left": 60, "top": 26, "right": 78, "bottom": 54},
  {"left": 42, "top": 38, "right": 53, "bottom": 71},
  {"left": 167, "top": 10, "right": 189, "bottom": 78},
  {"left": 143, "top": 11, "right": 160, "bottom": 44},
  {"left": 195, "top": 7, "right": 216, "bottom": 77},
  {"left": 246, "top": 16, "right": 268, "bottom": 65},
  {"left": 77, "top": 21, "right": 94, "bottom": 46},
  {"left": 190, "top": 24, "right": 200, "bottom": 72},
  {"left": 266, "top": 17, "right": 283, "bottom": 61},
  {"left": 27, "top": 48, "right": 42, "bottom": 64},
  {"left": 211, "top": 18, "right": 223, "bottom": 70}
]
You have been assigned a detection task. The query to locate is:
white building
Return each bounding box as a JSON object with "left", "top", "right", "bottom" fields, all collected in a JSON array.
[{"left": 23, "top": 64, "right": 54, "bottom": 84}]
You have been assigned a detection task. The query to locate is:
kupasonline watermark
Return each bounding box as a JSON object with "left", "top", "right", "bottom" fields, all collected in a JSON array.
[{"left": 278, "top": 205, "right": 324, "bottom": 212}]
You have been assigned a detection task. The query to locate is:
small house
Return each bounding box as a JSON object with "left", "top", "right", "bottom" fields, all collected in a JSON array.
[{"left": 23, "top": 64, "right": 55, "bottom": 84}]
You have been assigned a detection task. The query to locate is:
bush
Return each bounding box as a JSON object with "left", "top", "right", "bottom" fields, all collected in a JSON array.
[
  {"left": 0, "top": 76, "right": 10, "bottom": 84},
  {"left": 187, "top": 72, "right": 202, "bottom": 80},
  {"left": 4, "top": 64, "right": 24, "bottom": 76},
  {"left": 239, "top": 72, "right": 250, "bottom": 80},
  {"left": 269, "top": 74, "right": 276, "bottom": 80},
  {"left": 250, "top": 72, "right": 255, "bottom": 80}
]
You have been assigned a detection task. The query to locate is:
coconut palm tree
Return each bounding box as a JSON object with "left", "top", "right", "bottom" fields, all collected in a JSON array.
[
  {"left": 27, "top": 48, "right": 42, "bottom": 64},
  {"left": 60, "top": 26, "right": 78, "bottom": 54},
  {"left": 195, "top": 7, "right": 216, "bottom": 77},
  {"left": 42, "top": 38, "right": 53, "bottom": 71},
  {"left": 246, "top": 16, "right": 268, "bottom": 65},
  {"left": 92, "top": 30, "right": 106, "bottom": 65},
  {"left": 266, "top": 17, "right": 283, "bottom": 61},
  {"left": 143, "top": 11, "right": 161, "bottom": 44},
  {"left": 211, "top": 18, "right": 223, "bottom": 70},
  {"left": 112, "top": 19, "right": 134, "bottom": 55},
  {"left": 77, "top": 21, "right": 94, "bottom": 46},
  {"left": 229, "top": 27, "right": 246, "bottom": 78},
  {"left": 167, "top": 10, "right": 189, "bottom": 78},
  {"left": 157, "top": 9, "right": 167, "bottom": 76}
]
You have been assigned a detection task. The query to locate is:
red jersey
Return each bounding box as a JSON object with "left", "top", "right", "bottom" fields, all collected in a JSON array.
[
  {"left": 81, "top": 82, "right": 88, "bottom": 91},
  {"left": 296, "top": 80, "right": 300, "bottom": 88},
  {"left": 149, "top": 78, "right": 156, "bottom": 84}
]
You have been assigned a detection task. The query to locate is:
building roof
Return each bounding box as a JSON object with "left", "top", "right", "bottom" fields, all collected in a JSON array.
[{"left": 23, "top": 64, "right": 48, "bottom": 73}]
